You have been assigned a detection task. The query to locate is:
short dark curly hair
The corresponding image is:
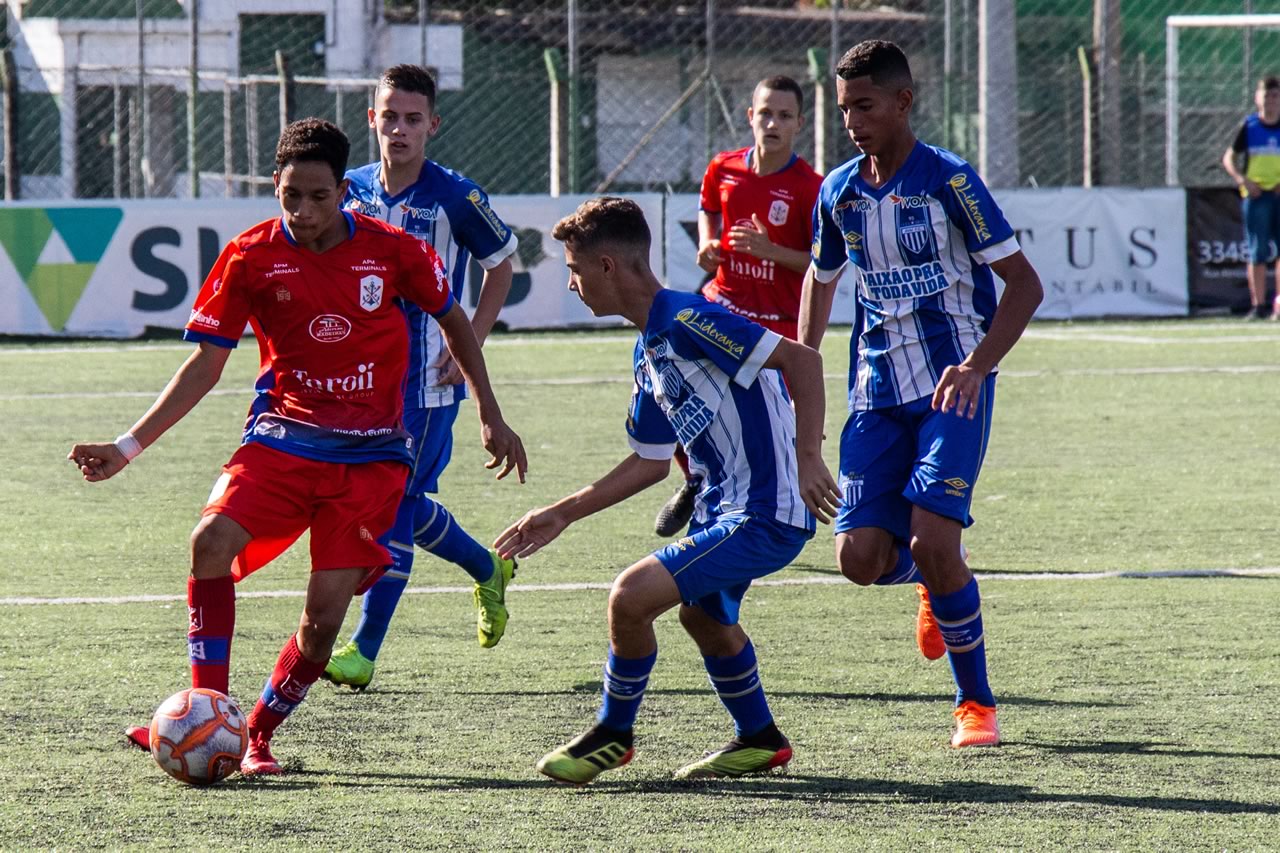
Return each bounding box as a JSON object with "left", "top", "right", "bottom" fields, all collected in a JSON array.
[
  {"left": 835, "top": 40, "right": 914, "bottom": 90},
  {"left": 274, "top": 118, "right": 350, "bottom": 184},
  {"left": 551, "top": 196, "right": 651, "bottom": 255},
  {"left": 376, "top": 64, "right": 438, "bottom": 110}
]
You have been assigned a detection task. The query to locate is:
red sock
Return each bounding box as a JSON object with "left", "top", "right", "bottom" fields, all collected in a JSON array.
[
  {"left": 674, "top": 445, "right": 692, "bottom": 479},
  {"left": 187, "top": 575, "right": 235, "bottom": 694},
  {"left": 247, "top": 634, "right": 327, "bottom": 742}
]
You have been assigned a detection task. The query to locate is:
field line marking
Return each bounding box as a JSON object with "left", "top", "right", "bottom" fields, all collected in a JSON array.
[{"left": 4, "top": 566, "right": 1279, "bottom": 607}]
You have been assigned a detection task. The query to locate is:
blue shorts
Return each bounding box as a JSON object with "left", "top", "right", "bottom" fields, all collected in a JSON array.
[
  {"left": 404, "top": 402, "right": 459, "bottom": 496},
  {"left": 834, "top": 374, "right": 996, "bottom": 539},
  {"left": 653, "top": 513, "right": 812, "bottom": 626},
  {"left": 1243, "top": 193, "right": 1280, "bottom": 264}
]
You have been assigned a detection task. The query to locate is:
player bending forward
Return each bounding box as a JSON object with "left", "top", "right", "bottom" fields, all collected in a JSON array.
[
  {"left": 801, "top": 41, "right": 1043, "bottom": 748},
  {"left": 68, "top": 119, "right": 525, "bottom": 776},
  {"left": 496, "top": 197, "right": 840, "bottom": 785}
]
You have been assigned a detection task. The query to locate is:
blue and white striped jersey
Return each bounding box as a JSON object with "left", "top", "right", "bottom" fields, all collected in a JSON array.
[
  {"left": 626, "top": 290, "right": 814, "bottom": 533},
  {"left": 344, "top": 160, "right": 518, "bottom": 408},
  {"left": 810, "top": 142, "right": 1019, "bottom": 412}
]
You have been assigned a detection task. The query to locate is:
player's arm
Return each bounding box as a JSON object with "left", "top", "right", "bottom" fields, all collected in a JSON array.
[
  {"left": 799, "top": 265, "right": 839, "bottom": 349},
  {"left": 932, "top": 250, "right": 1043, "bottom": 418},
  {"left": 697, "top": 210, "right": 723, "bottom": 273},
  {"left": 1223, "top": 125, "right": 1260, "bottom": 197},
  {"left": 435, "top": 257, "right": 513, "bottom": 385},
  {"left": 434, "top": 302, "right": 528, "bottom": 482},
  {"left": 726, "top": 214, "right": 812, "bottom": 273},
  {"left": 494, "top": 453, "right": 671, "bottom": 559},
  {"left": 68, "top": 342, "right": 232, "bottom": 482},
  {"left": 761, "top": 339, "right": 841, "bottom": 524},
  {"left": 799, "top": 185, "right": 845, "bottom": 348}
]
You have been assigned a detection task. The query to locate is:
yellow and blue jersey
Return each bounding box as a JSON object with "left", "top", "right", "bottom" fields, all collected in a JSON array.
[
  {"left": 1232, "top": 113, "right": 1280, "bottom": 194},
  {"left": 810, "top": 142, "right": 1019, "bottom": 412}
]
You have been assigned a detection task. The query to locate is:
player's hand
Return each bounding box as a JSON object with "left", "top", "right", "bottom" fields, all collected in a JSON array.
[
  {"left": 1244, "top": 179, "right": 1263, "bottom": 199},
  {"left": 797, "top": 450, "right": 842, "bottom": 525},
  {"left": 696, "top": 239, "right": 722, "bottom": 273},
  {"left": 726, "top": 214, "right": 775, "bottom": 260},
  {"left": 932, "top": 363, "right": 986, "bottom": 419},
  {"left": 494, "top": 506, "right": 567, "bottom": 559},
  {"left": 480, "top": 418, "right": 528, "bottom": 483},
  {"left": 67, "top": 442, "right": 129, "bottom": 482},
  {"left": 432, "top": 351, "right": 465, "bottom": 387}
]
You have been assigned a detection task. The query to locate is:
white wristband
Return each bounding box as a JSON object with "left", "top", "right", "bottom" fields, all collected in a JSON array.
[{"left": 114, "top": 432, "right": 144, "bottom": 462}]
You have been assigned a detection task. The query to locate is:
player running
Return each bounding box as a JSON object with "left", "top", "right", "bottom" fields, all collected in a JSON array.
[
  {"left": 799, "top": 41, "right": 1043, "bottom": 748},
  {"left": 69, "top": 119, "right": 526, "bottom": 776},
  {"left": 656, "top": 75, "right": 823, "bottom": 537},
  {"left": 323, "top": 65, "right": 522, "bottom": 690},
  {"left": 496, "top": 197, "right": 840, "bottom": 785}
]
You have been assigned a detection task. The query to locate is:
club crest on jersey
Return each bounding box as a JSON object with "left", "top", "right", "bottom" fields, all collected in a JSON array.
[
  {"left": 768, "top": 199, "right": 789, "bottom": 226},
  {"left": 359, "top": 275, "right": 384, "bottom": 311},
  {"left": 898, "top": 221, "right": 932, "bottom": 255}
]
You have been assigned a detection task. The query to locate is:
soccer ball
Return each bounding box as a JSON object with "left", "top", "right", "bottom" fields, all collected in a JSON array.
[{"left": 148, "top": 688, "right": 249, "bottom": 785}]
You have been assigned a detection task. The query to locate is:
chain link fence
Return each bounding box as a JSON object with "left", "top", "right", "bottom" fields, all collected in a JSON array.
[{"left": 2, "top": 0, "right": 1279, "bottom": 200}]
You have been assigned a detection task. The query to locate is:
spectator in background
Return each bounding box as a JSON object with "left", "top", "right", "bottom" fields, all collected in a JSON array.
[{"left": 1222, "top": 76, "right": 1280, "bottom": 320}]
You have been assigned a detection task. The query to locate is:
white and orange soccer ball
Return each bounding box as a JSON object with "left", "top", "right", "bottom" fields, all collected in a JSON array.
[{"left": 148, "top": 688, "right": 249, "bottom": 785}]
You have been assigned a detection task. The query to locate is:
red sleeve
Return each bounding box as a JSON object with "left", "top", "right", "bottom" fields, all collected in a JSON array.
[
  {"left": 699, "top": 154, "right": 722, "bottom": 213},
  {"left": 184, "top": 240, "right": 250, "bottom": 347},
  {"left": 396, "top": 230, "right": 454, "bottom": 318}
]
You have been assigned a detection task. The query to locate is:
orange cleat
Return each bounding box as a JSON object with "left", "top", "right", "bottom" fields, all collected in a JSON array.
[
  {"left": 240, "top": 735, "right": 284, "bottom": 776},
  {"left": 124, "top": 725, "right": 150, "bottom": 752},
  {"left": 951, "top": 701, "right": 1000, "bottom": 748},
  {"left": 915, "top": 583, "right": 946, "bottom": 661}
]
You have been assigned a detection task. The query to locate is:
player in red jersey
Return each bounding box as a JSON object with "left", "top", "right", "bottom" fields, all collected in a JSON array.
[
  {"left": 68, "top": 118, "right": 526, "bottom": 777},
  {"left": 655, "top": 75, "right": 824, "bottom": 537}
]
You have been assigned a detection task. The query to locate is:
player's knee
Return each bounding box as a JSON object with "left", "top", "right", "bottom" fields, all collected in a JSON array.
[
  {"left": 909, "top": 535, "right": 954, "bottom": 575},
  {"left": 297, "top": 606, "right": 345, "bottom": 651},
  {"left": 607, "top": 585, "right": 651, "bottom": 631},
  {"left": 836, "top": 538, "right": 887, "bottom": 586},
  {"left": 188, "top": 517, "right": 240, "bottom": 577}
]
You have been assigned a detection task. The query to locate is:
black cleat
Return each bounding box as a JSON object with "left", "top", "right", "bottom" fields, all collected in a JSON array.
[{"left": 655, "top": 477, "right": 701, "bottom": 537}]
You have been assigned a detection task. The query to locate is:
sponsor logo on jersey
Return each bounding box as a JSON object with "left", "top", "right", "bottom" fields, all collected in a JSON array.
[
  {"left": 835, "top": 198, "right": 876, "bottom": 214},
  {"left": 669, "top": 393, "right": 716, "bottom": 445},
  {"left": 354, "top": 200, "right": 382, "bottom": 216},
  {"left": 265, "top": 261, "right": 300, "bottom": 278},
  {"left": 309, "top": 314, "right": 352, "bottom": 343},
  {"left": 188, "top": 307, "right": 220, "bottom": 328},
  {"left": 844, "top": 231, "right": 863, "bottom": 251},
  {"left": 211, "top": 277, "right": 223, "bottom": 295},
  {"left": 359, "top": 274, "right": 384, "bottom": 311},
  {"left": 943, "top": 477, "right": 970, "bottom": 497},
  {"left": 399, "top": 203, "right": 439, "bottom": 223},
  {"left": 352, "top": 258, "right": 387, "bottom": 273},
  {"left": 948, "top": 172, "right": 993, "bottom": 242},
  {"left": 898, "top": 221, "right": 933, "bottom": 255},
  {"left": 292, "top": 362, "right": 375, "bottom": 396},
  {"left": 727, "top": 254, "right": 776, "bottom": 282},
  {"left": 769, "top": 188, "right": 795, "bottom": 201},
  {"left": 859, "top": 261, "right": 950, "bottom": 301},
  {"left": 466, "top": 189, "right": 508, "bottom": 238},
  {"left": 889, "top": 193, "right": 930, "bottom": 209},
  {"left": 675, "top": 308, "right": 746, "bottom": 357},
  {"left": 768, "top": 199, "right": 789, "bottom": 226}
]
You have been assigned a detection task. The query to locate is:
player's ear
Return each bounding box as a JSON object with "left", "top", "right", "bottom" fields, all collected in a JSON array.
[
  {"left": 600, "top": 253, "right": 615, "bottom": 278},
  {"left": 427, "top": 113, "right": 442, "bottom": 138},
  {"left": 272, "top": 171, "right": 281, "bottom": 197},
  {"left": 746, "top": 106, "right": 754, "bottom": 124},
  {"left": 336, "top": 177, "right": 350, "bottom": 200},
  {"left": 897, "top": 87, "right": 914, "bottom": 115},
  {"left": 367, "top": 107, "right": 376, "bottom": 130}
]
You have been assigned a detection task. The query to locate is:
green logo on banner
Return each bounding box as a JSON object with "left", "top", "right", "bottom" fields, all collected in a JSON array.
[{"left": 0, "top": 207, "right": 124, "bottom": 330}]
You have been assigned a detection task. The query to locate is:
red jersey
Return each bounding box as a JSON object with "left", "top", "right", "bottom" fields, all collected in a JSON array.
[
  {"left": 699, "top": 148, "right": 822, "bottom": 335},
  {"left": 184, "top": 211, "right": 453, "bottom": 465}
]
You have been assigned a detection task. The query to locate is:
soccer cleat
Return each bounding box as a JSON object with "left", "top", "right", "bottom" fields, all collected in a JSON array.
[
  {"left": 673, "top": 732, "right": 793, "bottom": 779},
  {"left": 951, "top": 701, "right": 1001, "bottom": 748},
  {"left": 915, "top": 583, "right": 946, "bottom": 661},
  {"left": 240, "top": 735, "right": 284, "bottom": 776},
  {"left": 124, "top": 724, "right": 150, "bottom": 752},
  {"left": 537, "top": 725, "right": 635, "bottom": 785},
  {"left": 654, "top": 477, "right": 701, "bottom": 537},
  {"left": 475, "top": 552, "right": 517, "bottom": 648},
  {"left": 322, "top": 640, "right": 375, "bottom": 690}
]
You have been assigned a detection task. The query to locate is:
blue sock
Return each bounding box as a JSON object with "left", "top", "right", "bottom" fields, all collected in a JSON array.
[
  {"left": 596, "top": 649, "right": 657, "bottom": 732},
  {"left": 874, "top": 541, "right": 922, "bottom": 585},
  {"left": 703, "top": 640, "right": 774, "bottom": 737},
  {"left": 351, "top": 539, "right": 412, "bottom": 661},
  {"left": 929, "top": 577, "right": 996, "bottom": 708},
  {"left": 412, "top": 495, "right": 494, "bottom": 583}
]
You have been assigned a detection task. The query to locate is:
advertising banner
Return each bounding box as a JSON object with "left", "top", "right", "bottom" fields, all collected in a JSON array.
[
  {"left": 1185, "top": 186, "right": 1261, "bottom": 313},
  {"left": 665, "top": 187, "right": 1189, "bottom": 322}
]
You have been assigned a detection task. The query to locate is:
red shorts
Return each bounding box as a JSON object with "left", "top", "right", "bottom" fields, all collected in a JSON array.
[{"left": 203, "top": 443, "right": 407, "bottom": 591}]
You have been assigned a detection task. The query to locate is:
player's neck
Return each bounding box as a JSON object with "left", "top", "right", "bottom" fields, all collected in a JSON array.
[
  {"left": 294, "top": 214, "right": 350, "bottom": 254},
  {"left": 861, "top": 132, "right": 917, "bottom": 189},
  {"left": 619, "top": 273, "right": 663, "bottom": 331},
  {"left": 379, "top": 157, "right": 425, "bottom": 197},
  {"left": 751, "top": 145, "right": 793, "bottom": 176}
]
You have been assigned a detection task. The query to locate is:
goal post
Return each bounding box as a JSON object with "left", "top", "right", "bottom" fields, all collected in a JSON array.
[{"left": 1166, "top": 13, "right": 1280, "bottom": 186}]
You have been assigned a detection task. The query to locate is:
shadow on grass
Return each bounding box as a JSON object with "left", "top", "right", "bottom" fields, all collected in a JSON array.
[
  {"left": 233, "top": 769, "right": 1279, "bottom": 814},
  {"left": 1020, "top": 738, "right": 1280, "bottom": 761}
]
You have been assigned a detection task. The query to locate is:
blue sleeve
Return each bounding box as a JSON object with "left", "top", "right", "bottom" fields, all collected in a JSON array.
[
  {"left": 626, "top": 380, "right": 676, "bottom": 458},
  {"left": 669, "top": 301, "right": 781, "bottom": 389},
  {"left": 811, "top": 177, "right": 848, "bottom": 279},
  {"left": 939, "top": 163, "right": 1016, "bottom": 257},
  {"left": 445, "top": 179, "right": 515, "bottom": 266}
]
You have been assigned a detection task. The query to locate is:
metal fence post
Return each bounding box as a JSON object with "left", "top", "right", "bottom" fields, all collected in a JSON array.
[
  {"left": 544, "top": 48, "right": 566, "bottom": 197},
  {"left": 188, "top": 0, "right": 199, "bottom": 198},
  {"left": 807, "top": 48, "right": 827, "bottom": 175},
  {"left": 1, "top": 47, "right": 18, "bottom": 200},
  {"left": 276, "top": 50, "right": 293, "bottom": 131}
]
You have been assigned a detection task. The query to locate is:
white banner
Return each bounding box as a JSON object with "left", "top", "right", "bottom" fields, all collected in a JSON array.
[{"left": 663, "top": 188, "right": 1189, "bottom": 321}]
